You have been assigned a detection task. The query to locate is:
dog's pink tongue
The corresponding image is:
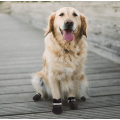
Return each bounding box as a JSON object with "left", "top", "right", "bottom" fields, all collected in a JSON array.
[{"left": 63, "top": 30, "right": 74, "bottom": 41}]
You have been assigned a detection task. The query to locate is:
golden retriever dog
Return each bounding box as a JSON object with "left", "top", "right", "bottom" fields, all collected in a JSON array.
[{"left": 31, "top": 7, "right": 88, "bottom": 114}]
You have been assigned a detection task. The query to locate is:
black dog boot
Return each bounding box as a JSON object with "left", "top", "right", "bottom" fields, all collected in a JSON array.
[
  {"left": 52, "top": 98, "right": 63, "bottom": 115},
  {"left": 68, "top": 97, "right": 78, "bottom": 110},
  {"left": 33, "top": 93, "right": 41, "bottom": 101},
  {"left": 81, "top": 96, "right": 86, "bottom": 101}
]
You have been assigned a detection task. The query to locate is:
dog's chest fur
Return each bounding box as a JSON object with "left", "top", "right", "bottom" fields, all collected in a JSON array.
[
  {"left": 47, "top": 46, "right": 83, "bottom": 79},
  {"left": 57, "top": 50, "right": 79, "bottom": 71},
  {"left": 45, "top": 34, "right": 87, "bottom": 81}
]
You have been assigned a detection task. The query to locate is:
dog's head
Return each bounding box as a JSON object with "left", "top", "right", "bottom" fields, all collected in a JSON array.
[{"left": 45, "top": 7, "right": 87, "bottom": 42}]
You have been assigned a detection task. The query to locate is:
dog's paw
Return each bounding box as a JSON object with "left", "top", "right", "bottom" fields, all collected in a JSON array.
[
  {"left": 33, "top": 93, "right": 41, "bottom": 101},
  {"left": 52, "top": 98, "right": 63, "bottom": 115},
  {"left": 68, "top": 97, "right": 78, "bottom": 110},
  {"left": 81, "top": 96, "right": 86, "bottom": 101},
  {"left": 52, "top": 105, "right": 63, "bottom": 115}
]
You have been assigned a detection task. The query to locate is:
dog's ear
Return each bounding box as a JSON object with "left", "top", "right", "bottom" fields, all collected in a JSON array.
[
  {"left": 45, "top": 12, "right": 56, "bottom": 35},
  {"left": 80, "top": 14, "right": 87, "bottom": 38}
]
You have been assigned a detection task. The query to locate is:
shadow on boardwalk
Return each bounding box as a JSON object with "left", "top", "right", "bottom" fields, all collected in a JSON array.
[{"left": 0, "top": 13, "right": 120, "bottom": 119}]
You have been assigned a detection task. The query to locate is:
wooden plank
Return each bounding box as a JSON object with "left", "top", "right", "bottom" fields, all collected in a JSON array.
[
  {"left": 0, "top": 95, "right": 120, "bottom": 117},
  {"left": 0, "top": 62, "right": 118, "bottom": 72},
  {"left": 85, "top": 67, "right": 120, "bottom": 74},
  {"left": 0, "top": 52, "right": 95, "bottom": 59},
  {"left": 0, "top": 93, "right": 34, "bottom": 104},
  {"left": 0, "top": 60, "right": 42, "bottom": 66},
  {"left": 1, "top": 94, "right": 120, "bottom": 109},
  {"left": 0, "top": 56, "right": 108, "bottom": 66},
  {"left": 88, "top": 43, "right": 120, "bottom": 64},
  {"left": 0, "top": 64, "right": 43, "bottom": 70},
  {"left": 0, "top": 105, "right": 52, "bottom": 116},
  {"left": 0, "top": 76, "right": 120, "bottom": 88},
  {"left": 0, "top": 67, "right": 41, "bottom": 75},
  {"left": 1, "top": 106, "right": 120, "bottom": 119},
  {"left": 1, "top": 83, "right": 120, "bottom": 97},
  {"left": 0, "top": 85, "right": 34, "bottom": 95},
  {"left": 0, "top": 52, "right": 43, "bottom": 58},
  {"left": 90, "top": 86, "right": 120, "bottom": 97},
  {"left": 85, "top": 63, "right": 119, "bottom": 69},
  {"left": 0, "top": 72, "right": 120, "bottom": 81},
  {"left": 0, "top": 56, "right": 41, "bottom": 61},
  {"left": 1, "top": 72, "right": 119, "bottom": 81},
  {"left": 0, "top": 60, "right": 113, "bottom": 70},
  {"left": 1, "top": 77, "right": 120, "bottom": 88},
  {"left": 0, "top": 53, "right": 100, "bottom": 61},
  {"left": 0, "top": 57, "right": 111, "bottom": 67},
  {"left": 0, "top": 66, "right": 120, "bottom": 75},
  {"left": 87, "top": 72, "right": 120, "bottom": 80},
  {"left": 0, "top": 79, "right": 31, "bottom": 87},
  {"left": 0, "top": 90, "right": 119, "bottom": 105},
  {"left": 0, "top": 73, "right": 30, "bottom": 80},
  {"left": 90, "top": 79, "right": 120, "bottom": 88}
]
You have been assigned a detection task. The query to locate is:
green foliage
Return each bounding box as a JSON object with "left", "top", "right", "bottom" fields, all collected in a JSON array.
[{"left": 41, "top": 1, "right": 51, "bottom": 2}]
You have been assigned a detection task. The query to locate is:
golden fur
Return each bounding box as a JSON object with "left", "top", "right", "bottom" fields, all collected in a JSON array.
[{"left": 31, "top": 7, "right": 88, "bottom": 100}]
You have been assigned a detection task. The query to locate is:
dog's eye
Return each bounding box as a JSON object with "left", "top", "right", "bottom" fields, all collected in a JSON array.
[
  {"left": 59, "top": 13, "right": 64, "bottom": 16},
  {"left": 73, "top": 13, "right": 78, "bottom": 17}
]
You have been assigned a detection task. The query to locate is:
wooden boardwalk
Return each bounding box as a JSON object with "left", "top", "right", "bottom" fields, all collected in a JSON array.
[{"left": 0, "top": 13, "right": 120, "bottom": 119}]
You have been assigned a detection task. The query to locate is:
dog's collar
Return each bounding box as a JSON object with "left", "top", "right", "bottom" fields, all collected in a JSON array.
[
  {"left": 64, "top": 49, "right": 74, "bottom": 54},
  {"left": 64, "top": 49, "right": 69, "bottom": 53}
]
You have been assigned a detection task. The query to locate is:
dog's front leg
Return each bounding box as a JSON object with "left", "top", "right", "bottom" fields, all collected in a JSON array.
[
  {"left": 49, "top": 72, "right": 63, "bottom": 114},
  {"left": 68, "top": 85, "right": 78, "bottom": 110}
]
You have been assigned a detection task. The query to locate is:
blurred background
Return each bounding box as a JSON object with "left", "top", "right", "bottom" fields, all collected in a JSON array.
[{"left": 0, "top": 1, "right": 120, "bottom": 63}]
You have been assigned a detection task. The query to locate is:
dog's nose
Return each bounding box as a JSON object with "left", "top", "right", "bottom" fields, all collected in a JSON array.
[{"left": 65, "top": 19, "right": 74, "bottom": 26}]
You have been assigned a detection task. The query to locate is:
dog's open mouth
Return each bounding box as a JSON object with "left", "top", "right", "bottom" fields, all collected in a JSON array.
[{"left": 60, "top": 28, "right": 74, "bottom": 41}]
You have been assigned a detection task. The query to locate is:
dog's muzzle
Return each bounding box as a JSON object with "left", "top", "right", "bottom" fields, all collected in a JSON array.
[
  {"left": 64, "top": 19, "right": 74, "bottom": 30},
  {"left": 60, "top": 19, "right": 74, "bottom": 42}
]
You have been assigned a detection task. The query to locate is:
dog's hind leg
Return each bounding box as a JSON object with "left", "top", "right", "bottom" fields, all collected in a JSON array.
[
  {"left": 77, "top": 72, "right": 89, "bottom": 101},
  {"left": 31, "top": 71, "right": 47, "bottom": 101}
]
